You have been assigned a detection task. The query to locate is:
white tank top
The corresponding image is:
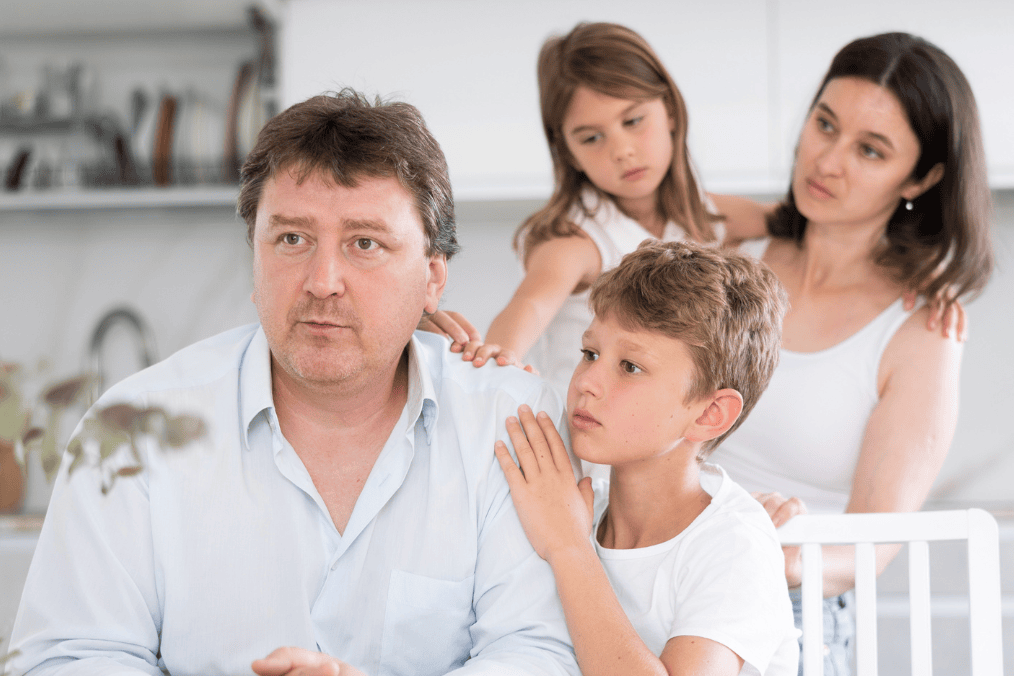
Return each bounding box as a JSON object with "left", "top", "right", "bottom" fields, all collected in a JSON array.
[
  {"left": 713, "top": 240, "right": 917, "bottom": 514},
  {"left": 526, "top": 191, "right": 693, "bottom": 397}
]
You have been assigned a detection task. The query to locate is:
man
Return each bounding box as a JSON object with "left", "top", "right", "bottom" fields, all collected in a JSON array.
[{"left": 10, "top": 90, "right": 578, "bottom": 676}]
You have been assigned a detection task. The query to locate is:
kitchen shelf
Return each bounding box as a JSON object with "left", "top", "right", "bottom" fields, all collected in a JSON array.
[{"left": 0, "top": 185, "right": 239, "bottom": 212}]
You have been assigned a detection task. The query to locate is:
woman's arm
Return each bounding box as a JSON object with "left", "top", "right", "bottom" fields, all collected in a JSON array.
[
  {"left": 470, "top": 235, "right": 602, "bottom": 367},
  {"left": 773, "top": 308, "right": 964, "bottom": 597},
  {"left": 707, "top": 193, "right": 777, "bottom": 245}
]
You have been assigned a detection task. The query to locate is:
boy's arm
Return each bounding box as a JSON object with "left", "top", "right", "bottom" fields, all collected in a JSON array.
[{"left": 494, "top": 407, "right": 743, "bottom": 676}]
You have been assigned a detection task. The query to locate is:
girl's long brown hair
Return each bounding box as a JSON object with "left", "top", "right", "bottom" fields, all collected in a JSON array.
[
  {"left": 768, "top": 32, "right": 994, "bottom": 303},
  {"left": 516, "top": 22, "right": 720, "bottom": 260}
]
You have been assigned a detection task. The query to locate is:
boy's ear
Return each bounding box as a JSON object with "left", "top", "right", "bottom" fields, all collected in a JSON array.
[{"left": 685, "top": 389, "right": 743, "bottom": 443}]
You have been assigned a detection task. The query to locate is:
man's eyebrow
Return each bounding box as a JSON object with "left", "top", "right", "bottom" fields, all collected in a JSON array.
[
  {"left": 267, "top": 214, "right": 314, "bottom": 230},
  {"left": 343, "top": 218, "right": 394, "bottom": 234},
  {"left": 265, "top": 215, "right": 394, "bottom": 234}
]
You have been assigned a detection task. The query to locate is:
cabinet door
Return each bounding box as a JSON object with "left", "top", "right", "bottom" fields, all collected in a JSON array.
[{"left": 280, "top": 0, "right": 771, "bottom": 198}]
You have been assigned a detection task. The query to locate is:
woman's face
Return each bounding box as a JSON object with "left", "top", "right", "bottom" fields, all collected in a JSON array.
[{"left": 792, "top": 77, "right": 932, "bottom": 231}]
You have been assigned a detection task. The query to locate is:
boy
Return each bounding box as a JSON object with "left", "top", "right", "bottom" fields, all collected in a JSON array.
[{"left": 493, "top": 240, "right": 798, "bottom": 676}]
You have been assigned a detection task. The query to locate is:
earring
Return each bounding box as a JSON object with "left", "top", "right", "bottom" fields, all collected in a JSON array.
[{"left": 905, "top": 199, "right": 914, "bottom": 211}]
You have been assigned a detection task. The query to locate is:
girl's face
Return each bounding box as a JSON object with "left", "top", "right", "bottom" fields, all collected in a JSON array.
[
  {"left": 792, "top": 77, "right": 938, "bottom": 232},
  {"left": 561, "top": 86, "right": 674, "bottom": 216}
]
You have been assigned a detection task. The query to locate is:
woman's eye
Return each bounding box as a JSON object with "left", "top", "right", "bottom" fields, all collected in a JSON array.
[
  {"left": 860, "top": 144, "right": 883, "bottom": 159},
  {"left": 816, "top": 117, "right": 834, "bottom": 133},
  {"left": 354, "top": 238, "right": 377, "bottom": 251},
  {"left": 580, "top": 349, "right": 598, "bottom": 362},
  {"left": 620, "top": 361, "right": 642, "bottom": 375}
]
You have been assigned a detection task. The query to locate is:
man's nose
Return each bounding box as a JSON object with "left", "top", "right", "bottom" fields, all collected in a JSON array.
[{"left": 304, "top": 248, "right": 347, "bottom": 298}]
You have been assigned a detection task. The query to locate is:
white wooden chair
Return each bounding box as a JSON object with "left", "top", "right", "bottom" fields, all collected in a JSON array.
[{"left": 777, "top": 509, "right": 1003, "bottom": 676}]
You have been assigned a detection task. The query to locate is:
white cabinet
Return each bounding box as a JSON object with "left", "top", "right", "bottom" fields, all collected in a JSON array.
[{"left": 281, "top": 0, "right": 1014, "bottom": 198}]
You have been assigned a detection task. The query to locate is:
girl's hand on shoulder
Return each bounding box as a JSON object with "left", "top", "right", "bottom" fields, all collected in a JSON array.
[
  {"left": 418, "top": 310, "right": 483, "bottom": 353},
  {"left": 494, "top": 405, "right": 593, "bottom": 563},
  {"left": 902, "top": 289, "right": 967, "bottom": 341}
]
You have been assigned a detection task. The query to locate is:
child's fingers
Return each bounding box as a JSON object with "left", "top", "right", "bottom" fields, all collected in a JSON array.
[
  {"left": 517, "top": 405, "right": 553, "bottom": 469},
  {"left": 470, "top": 343, "right": 502, "bottom": 366},
  {"left": 505, "top": 415, "right": 541, "bottom": 476},
  {"left": 494, "top": 440, "right": 526, "bottom": 487},
  {"left": 534, "top": 410, "right": 568, "bottom": 472},
  {"left": 577, "top": 476, "right": 595, "bottom": 525}
]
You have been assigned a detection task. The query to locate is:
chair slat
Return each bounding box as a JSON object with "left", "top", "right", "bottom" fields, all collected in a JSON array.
[
  {"left": 854, "top": 543, "right": 878, "bottom": 676},
  {"left": 801, "top": 542, "right": 824, "bottom": 676},
  {"left": 966, "top": 509, "right": 1003, "bottom": 676},
  {"left": 908, "top": 540, "right": 932, "bottom": 676}
]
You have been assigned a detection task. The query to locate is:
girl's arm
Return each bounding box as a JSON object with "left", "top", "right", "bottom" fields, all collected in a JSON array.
[
  {"left": 762, "top": 307, "right": 963, "bottom": 597},
  {"left": 494, "top": 407, "right": 742, "bottom": 676},
  {"left": 470, "top": 235, "right": 602, "bottom": 367},
  {"left": 707, "top": 193, "right": 775, "bottom": 245}
]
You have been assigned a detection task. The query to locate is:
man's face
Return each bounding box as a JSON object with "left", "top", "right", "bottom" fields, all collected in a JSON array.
[{"left": 251, "top": 168, "right": 447, "bottom": 391}]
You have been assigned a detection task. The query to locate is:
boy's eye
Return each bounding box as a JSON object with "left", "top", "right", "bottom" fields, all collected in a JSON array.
[
  {"left": 580, "top": 348, "right": 598, "bottom": 362},
  {"left": 620, "top": 360, "right": 642, "bottom": 375}
]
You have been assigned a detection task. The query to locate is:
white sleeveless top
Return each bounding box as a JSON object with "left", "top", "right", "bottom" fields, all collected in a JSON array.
[
  {"left": 526, "top": 191, "right": 693, "bottom": 397},
  {"left": 713, "top": 239, "right": 917, "bottom": 514}
]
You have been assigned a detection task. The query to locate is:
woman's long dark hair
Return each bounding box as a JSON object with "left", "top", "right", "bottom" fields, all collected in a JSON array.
[{"left": 769, "top": 32, "right": 993, "bottom": 303}]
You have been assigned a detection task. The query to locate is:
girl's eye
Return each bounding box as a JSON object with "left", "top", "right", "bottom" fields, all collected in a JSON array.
[
  {"left": 860, "top": 144, "right": 883, "bottom": 160},
  {"left": 580, "top": 348, "right": 598, "bottom": 362},
  {"left": 354, "top": 237, "right": 378, "bottom": 251},
  {"left": 620, "top": 360, "right": 642, "bottom": 375},
  {"left": 580, "top": 133, "right": 602, "bottom": 145},
  {"left": 624, "top": 115, "right": 644, "bottom": 128}
]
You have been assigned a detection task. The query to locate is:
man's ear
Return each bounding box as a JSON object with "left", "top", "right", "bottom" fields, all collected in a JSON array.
[
  {"left": 685, "top": 389, "right": 743, "bottom": 444},
  {"left": 424, "top": 254, "right": 448, "bottom": 314}
]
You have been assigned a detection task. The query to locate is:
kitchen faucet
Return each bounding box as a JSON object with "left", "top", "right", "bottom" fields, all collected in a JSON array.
[{"left": 87, "top": 306, "right": 157, "bottom": 403}]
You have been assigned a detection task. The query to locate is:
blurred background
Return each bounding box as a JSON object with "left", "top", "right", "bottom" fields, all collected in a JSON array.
[{"left": 0, "top": 0, "right": 1011, "bottom": 671}]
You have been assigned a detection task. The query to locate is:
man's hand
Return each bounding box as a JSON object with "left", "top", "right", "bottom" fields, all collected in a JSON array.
[
  {"left": 493, "top": 405, "right": 593, "bottom": 563},
  {"left": 252, "top": 647, "right": 367, "bottom": 676},
  {"left": 752, "top": 491, "right": 807, "bottom": 589}
]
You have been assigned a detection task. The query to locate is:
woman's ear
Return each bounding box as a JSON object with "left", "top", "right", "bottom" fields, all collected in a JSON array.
[
  {"left": 903, "top": 162, "right": 945, "bottom": 201},
  {"left": 685, "top": 389, "right": 744, "bottom": 443}
]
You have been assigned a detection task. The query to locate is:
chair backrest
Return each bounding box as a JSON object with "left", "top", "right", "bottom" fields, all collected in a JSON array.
[{"left": 777, "top": 509, "right": 1003, "bottom": 676}]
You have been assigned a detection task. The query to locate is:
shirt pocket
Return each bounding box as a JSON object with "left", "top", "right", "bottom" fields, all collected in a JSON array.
[{"left": 379, "top": 569, "right": 476, "bottom": 676}]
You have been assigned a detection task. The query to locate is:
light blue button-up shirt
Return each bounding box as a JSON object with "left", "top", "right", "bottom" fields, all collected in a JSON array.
[{"left": 10, "top": 325, "right": 579, "bottom": 676}]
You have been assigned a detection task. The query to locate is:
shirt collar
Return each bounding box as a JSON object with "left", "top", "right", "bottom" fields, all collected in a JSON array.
[{"left": 238, "top": 326, "right": 439, "bottom": 449}]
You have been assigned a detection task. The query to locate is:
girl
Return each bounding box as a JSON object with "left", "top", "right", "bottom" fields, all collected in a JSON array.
[{"left": 426, "top": 22, "right": 736, "bottom": 396}]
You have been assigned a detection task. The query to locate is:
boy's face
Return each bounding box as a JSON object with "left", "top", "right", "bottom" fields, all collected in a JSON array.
[{"left": 566, "top": 313, "right": 706, "bottom": 467}]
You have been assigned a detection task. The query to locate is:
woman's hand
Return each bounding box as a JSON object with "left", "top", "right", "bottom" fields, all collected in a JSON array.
[
  {"left": 753, "top": 491, "right": 807, "bottom": 589},
  {"left": 494, "top": 405, "right": 593, "bottom": 563},
  {"left": 902, "top": 289, "right": 967, "bottom": 341}
]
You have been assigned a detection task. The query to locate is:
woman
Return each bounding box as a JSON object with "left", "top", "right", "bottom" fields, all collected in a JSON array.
[{"left": 710, "top": 31, "right": 993, "bottom": 675}]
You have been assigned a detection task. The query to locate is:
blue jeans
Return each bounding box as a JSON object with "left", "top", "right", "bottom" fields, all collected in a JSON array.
[{"left": 790, "top": 588, "right": 855, "bottom": 676}]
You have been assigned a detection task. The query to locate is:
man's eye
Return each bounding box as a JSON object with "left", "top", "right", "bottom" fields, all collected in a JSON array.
[
  {"left": 355, "top": 238, "right": 377, "bottom": 250},
  {"left": 580, "top": 349, "right": 598, "bottom": 362},
  {"left": 282, "top": 233, "right": 302, "bottom": 245},
  {"left": 620, "top": 361, "right": 642, "bottom": 374}
]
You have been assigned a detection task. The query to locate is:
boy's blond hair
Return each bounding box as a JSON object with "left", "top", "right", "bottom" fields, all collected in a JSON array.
[{"left": 589, "top": 240, "right": 787, "bottom": 458}]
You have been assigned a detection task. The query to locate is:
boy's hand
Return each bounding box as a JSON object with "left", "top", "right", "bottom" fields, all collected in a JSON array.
[
  {"left": 753, "top": 491, "right": 807, "bottom": 588},
  {"left": 494, "top": 405, "right": 594, "bottom": 563}
]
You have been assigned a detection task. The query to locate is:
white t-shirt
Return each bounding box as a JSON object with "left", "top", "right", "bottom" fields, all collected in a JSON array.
[{"left": 592, "top": 464, "right": 799, "bottom": 676}]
